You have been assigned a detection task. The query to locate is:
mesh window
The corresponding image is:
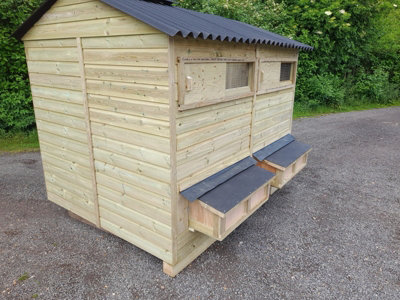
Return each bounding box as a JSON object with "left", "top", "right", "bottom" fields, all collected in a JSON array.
[
  {"left": 226, "top": 63, "right": 250, "bottom": 89},
  {"left": 280, "top": 63, "right": 292, "bottom": 81}
]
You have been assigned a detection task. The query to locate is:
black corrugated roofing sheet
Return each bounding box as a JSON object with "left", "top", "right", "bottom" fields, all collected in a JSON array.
[
  {"left": 14, "top": 0, "right": 312, "bottom": 50},
  {"left": 101, "top": 0, "right": 312, "bottom": 50}
]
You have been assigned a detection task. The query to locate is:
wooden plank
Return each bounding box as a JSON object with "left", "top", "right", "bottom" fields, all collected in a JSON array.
[
  {"left": 39, "top": 140, "right": 90, "bottom": 168},
  {"left": 77, "top": 36, "right": 100, "bottom": 227},
  {"left": 174, "top": 36, "right": 255, "bottom": 59},
  {"left": 31, "top": 85, "right": 84, "bottom": 104},
  {"left": 96, "top": 173, "right": 171, "bottom": 212},
  {"left": 254, "top": 102, "right": 293, "bottom": 123},
  {"left": 27, "top": 61, "right": 80, "bottom": 77},
  {"left": 87, "top": 94, "right": 170, "bottom": 121},
  {"left": 177, "top": 114, "right": 251, "bottom": 150},
  {"left": 92, "top": 135, "right": 170, "bottom": 169},
  {"left": 36, "top": 1, "right": 125, "bottom": 25},
  {"left": 34, "top": 108, "right": 86, "bottom": 130},
  {"left": 99, "top": 207, "right": 172, "bottom": 252},
  {"left": 23, "top": 16, "right": 160, "bottom": 40},
  {"left": 249, "top": 45, "right": 260, "bottom": 155},
  {"left": 255, "top": 90, "right": 294, "bottom": 111},
  {"left": 46, "top": 182, "right": 94, "bottom": 211},
  {"left": 53, "top": 0, "right": 95, "bottom": 7},
  {"left": 164, "top": 233, "right": 215, "bottom": 277},
  {"left": 97, "top": 184, "right": 171, "bottom": 226},
  {"left": 93, "top": 148, "right": 170, "bottom": 183},
  {"left": 33, "top": 97, "right": 85, "bottom": 118},
  {"left": 82, "top": 34, "right": 168, "bottom": 49},
  {"left": 253, "top": 121, "right": 291, "bottom": 146},
  {"left": 26, "top": 47, "right": 79, "bottom": 61},
  {"left": 177, "top": 97, "right": 249, "bottom": 118},
  {"left": 83, "top": 48, "right": 168, "bottom": 67},
  {"left": 86, "top": 79, "right": 169, "bottom": 104},
  {"left": 38, "top": 131, "right": 90, "bottom": 155},
  {"left": 176, "top": 100, "right": 252, "bottom": 135},
  {"left": 253, "top": 110, "right": 292, "bottom": 133},
  {"left": 179, "top": 149, "right": 250, "bottom": 191},
  {"left": 24, "top": 39, "right": 77, "bottom": 48},
  {"left": 42, "top": 152, "right": 92, "bottom": 182},
  {"left": 90, "top": 122, "right": 170, "bottom": 154},
  {"left": 177, "top": 136, "right": 250, "bottom": 181},
  {"left": 101, "top": 218, "right": 173, "bottom": 264},
  {"left": 258, "top": 45, "right": 298, "bottom": 59},
  {"left": 29, "top": 73, "right": 82, "bottom": 91},
  {"left": 253, "top": 128, "right": 292, "bottom": 153},
  {"left": 36, "top": 119, "right": 88, "bottom": 143},
  {"left": 177, "top": 126, "right": 250, "bottom": 165},
  {"left": 47, "top": 191, "right": 96, "bottom": 225},
  {"left": 98, "top": 196, "right": 172, "bottom": 238},
  {"left": 43, "top": 166, "right": 93, "bottom": 198},
  {"left": 95, "top": 161, "right": 171, "bottom": 198},
  {"left": 89, "top": 108, "right": 170, "bottom": 137},
  {"left": 168, "top": 36, "right": 179, "bottom": 265},
  {"left": 84, "top": 65, "right": 169, "bottom": 86},
  {"left": 182, "top": 62, "right": 226, "bottom": 105}
]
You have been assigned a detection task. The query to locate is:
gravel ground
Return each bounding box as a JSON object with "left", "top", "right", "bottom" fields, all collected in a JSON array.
[{"left": 1, "top": 107, "right": 399, "bottom": 300}]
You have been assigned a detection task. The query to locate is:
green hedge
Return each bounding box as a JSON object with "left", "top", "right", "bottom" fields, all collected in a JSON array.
[
  {"left": 176, "top": 0, "right": 400, "bottom": 109},
  {"left": 1, "top": 0, "right": 399, "bottom": 133},
  {"left": 0, "top": 0, "right": 42, "bottom": 134}
]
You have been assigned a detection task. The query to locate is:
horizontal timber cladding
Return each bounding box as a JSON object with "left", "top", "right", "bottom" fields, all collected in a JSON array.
[
  {"left": 173, "top": 37, "right": 257, "bottom": 191},
  {"left": 22, "top": 0, "right": 174, "bottom": 264},
  {"left": 79, "top": 14, "right": 173, "bottom": 261},
  {"left": 24, "top": 36, "right": 97, "bottom": 223}
]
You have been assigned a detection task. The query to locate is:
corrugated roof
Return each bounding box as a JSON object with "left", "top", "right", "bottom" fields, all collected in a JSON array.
[
  {"left": 101, "top": 0, "right": 312, "bottom": 50},
  {"left": 14, "top": 0, "right": 312, "bottom": 50}
]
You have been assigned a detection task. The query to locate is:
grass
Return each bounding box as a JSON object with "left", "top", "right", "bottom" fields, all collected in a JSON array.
[
  {"left": 0, "top": 100, "right": 399, "bottom": 153},
  {"left": 293, "top": 99, "right": 400, "bottom": 119},
  {"left": 0, "top": 130, "right": 39, "bottom": 153},
  {"left": 18, "top": 272, "right": 30, "bottom": 282}
]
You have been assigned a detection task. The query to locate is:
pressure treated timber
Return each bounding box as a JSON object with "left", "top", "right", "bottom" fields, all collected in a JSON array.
[
  {"left": 23, "top": 16, "right": 160, "bottom": 40},
  {"left": 257, "top": 140, "right": 312, "bottom": 189},
  {"left": 19, "top": 0, "right": 310, "bottom": 277},
  {"left": 188, "top": 174, "right": 273, "bottom": 241}
]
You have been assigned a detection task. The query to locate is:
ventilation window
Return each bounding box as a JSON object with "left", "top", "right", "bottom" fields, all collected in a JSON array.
[
  {"left": 280, "top": 63, "right": 292, "bottom": 81},
  {"left": 226, "top": 62, "right": 250, "bottom": 89}
]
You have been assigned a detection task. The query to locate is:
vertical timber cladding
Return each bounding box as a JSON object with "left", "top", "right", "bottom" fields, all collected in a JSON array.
[{"left": 23, "top": 0, "right": 174, "bottom": 264}]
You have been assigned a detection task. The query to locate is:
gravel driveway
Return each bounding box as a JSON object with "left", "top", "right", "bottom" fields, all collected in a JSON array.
[{"left": 1, "top": 107, "right": 399, "bottom": 299}]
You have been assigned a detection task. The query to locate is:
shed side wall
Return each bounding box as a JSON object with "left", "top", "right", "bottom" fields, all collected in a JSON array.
[
  {"left": 171, "top": 38, "right": 299, "bottom": 272},
  {"left": 23, "top": 0, "right": 174, "bottom": 264},
  {"left": 174, "top": 37, "right": 255, "bottom": 191},
  {"left": 253, "top": 48, "right": 298, "bottom": 152}
]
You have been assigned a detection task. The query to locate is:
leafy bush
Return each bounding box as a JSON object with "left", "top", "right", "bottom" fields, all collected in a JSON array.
[
  {"left": 298, "top": 74, "right": 345, "bottom": 109},
  {"left": 351, "top": 68, "right": 399, "bottom": 104},
  {"left": 0, "top": 0, "right": 399, "bottom": 134},
  {"left": 176, "top": 0, "right": 400, "bottom": 110},
  {"left": 0, "top": 0, "right": 42, "bottom": 133}
]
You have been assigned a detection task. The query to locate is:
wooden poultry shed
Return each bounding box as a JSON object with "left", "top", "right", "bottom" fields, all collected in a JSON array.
[{"left": 15, "top": 0, "right": 313, "bottom": 276}]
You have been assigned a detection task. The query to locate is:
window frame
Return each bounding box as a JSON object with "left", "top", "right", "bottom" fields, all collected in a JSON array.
[
  {"left": 280, "top": 62, "right": 293, "bottom": 82},
  {"left": 257, "top": 58, "right": 297, "bottom": 95},
  {"left": 177, "top": 57, "right": 256, "bottom": 111}
]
